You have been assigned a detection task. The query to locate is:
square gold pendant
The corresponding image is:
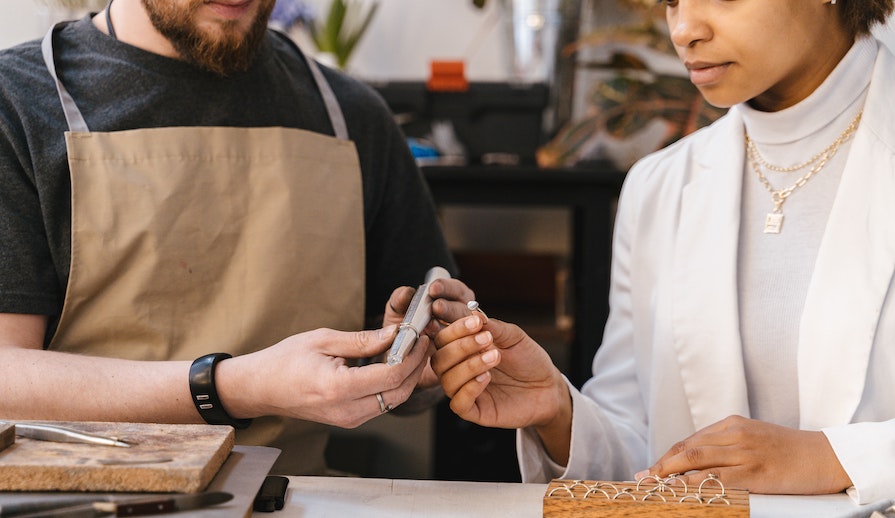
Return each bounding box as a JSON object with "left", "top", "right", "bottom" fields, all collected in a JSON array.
[{"left": 764, "top": 212, "right": 783, "bottom": 234}]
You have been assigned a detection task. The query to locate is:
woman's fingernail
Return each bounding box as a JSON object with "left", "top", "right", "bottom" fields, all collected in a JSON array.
[
  {"left": 634, "top": 470, "right": 649, "bottom": 480},
  {"left": 465, "top": 316, "right": 479, "bottom": 330},
  {"left": 481, "top": 349, "right": 498, "bottom": 364},
  {"left": 475, "top": 331, "right": 490, "bottom": 345},
  {"left": 475, "top": 372, "right": 489, "bottom": 383}
]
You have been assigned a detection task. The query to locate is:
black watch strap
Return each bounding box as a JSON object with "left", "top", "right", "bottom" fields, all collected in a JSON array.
[{"left": 189, "top": 353, "right": 252, "bottom": 429}]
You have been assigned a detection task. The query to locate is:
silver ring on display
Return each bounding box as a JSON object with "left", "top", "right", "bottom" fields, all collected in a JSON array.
[
  {"left": 612, "top": 488, "right": 636, "bottom": 500},
  {"left": 641, "top": 490, "right": 667, "bottom": 503},
  {"left": 698, "top": 473, "right": 725, "bottom": 496},
  {"left": 636, "top": 474, "right": 662, "bottom": 492},
  {"left": 679, "top": 494, "right": 703, "bottom": 504},
  {"left": 583, "top": 487, "right": 611, "bottom": 499},
  {"left": 664, "top": 473, "right": 688, "bottom": 494},
  {"left": 707, "top": 494, "right": 731, "bottom": 506},
  {"left": 547, "top": 486, "right": 573, "bottom": 498}
]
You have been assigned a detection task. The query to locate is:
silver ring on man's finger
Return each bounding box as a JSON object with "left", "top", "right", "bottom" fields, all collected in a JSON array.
[{"left": 376, "top": 392, "right": 392, "bottom": 413}]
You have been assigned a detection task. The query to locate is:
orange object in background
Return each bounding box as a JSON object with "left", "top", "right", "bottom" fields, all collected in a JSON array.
[{"left": 427, "top": 60, "right": 469, "bottom": 92}]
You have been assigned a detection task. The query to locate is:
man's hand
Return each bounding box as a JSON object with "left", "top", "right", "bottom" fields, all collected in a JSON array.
[{"left": 217, "top": 325, "right": 431, "bottom": 428}]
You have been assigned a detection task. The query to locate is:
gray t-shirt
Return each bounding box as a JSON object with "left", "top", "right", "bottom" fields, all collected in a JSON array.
[{"left": 0, "top": 17, "right": 455, "bottom": 344}]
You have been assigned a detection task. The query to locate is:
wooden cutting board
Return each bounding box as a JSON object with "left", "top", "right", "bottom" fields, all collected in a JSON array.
[
  {"left": 0, "top": 421, "right": 234, "bottom": 493},
  {"left": 0, "top": 423, "right": 13, "bottom": 452}
]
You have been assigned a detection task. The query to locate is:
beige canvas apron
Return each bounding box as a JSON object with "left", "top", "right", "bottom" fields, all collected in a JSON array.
[{"left": 41, "top": 25, "right": 365, "bottom": 475}]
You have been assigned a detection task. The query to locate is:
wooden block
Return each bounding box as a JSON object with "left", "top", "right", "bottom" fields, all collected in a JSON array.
[
  {"left": 0, "top": 423, "right": 14, "bottom": 452},
  {"left": 543, "top": 479, "right": 749, "bottom": 518},
  {"left": 0, "top": 422, "right": 234, "bottom": 493}
]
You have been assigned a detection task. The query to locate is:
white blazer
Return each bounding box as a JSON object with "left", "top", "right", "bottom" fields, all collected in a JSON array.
[{"left": 519, "top": 39, "right": 895, "bottom": 505}]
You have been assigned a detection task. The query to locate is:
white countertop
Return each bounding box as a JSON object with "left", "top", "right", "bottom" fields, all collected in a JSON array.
[{"left": 267, "top": 476, "right": 895, "bottom": 518}]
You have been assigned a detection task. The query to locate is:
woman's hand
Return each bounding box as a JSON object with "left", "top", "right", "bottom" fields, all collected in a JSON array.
[
  {"left": 432, "top": 313, "right": 573, "bottom": 464},
  {"left": 636, "top": 415, "right": 853, "bottom": 495}
]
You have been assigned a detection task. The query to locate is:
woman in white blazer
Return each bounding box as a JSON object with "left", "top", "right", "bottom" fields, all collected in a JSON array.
[{"left": 430, "top": 0, "right": 895, "bottom": 505}]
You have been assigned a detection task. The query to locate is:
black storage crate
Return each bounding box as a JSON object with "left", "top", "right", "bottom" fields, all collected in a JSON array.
[{"left": 369, "top": 81, "right": 549, "bottom": 165}]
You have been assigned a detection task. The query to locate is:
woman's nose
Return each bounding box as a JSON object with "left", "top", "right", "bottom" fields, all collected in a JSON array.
[{"left": 668, "top": 2, "right": 711, "bottom": 49}]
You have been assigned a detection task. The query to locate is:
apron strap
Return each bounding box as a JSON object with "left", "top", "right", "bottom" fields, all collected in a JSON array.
[
  {"left": 41, "top": 23, "right": 90, "bottom": 133},
  {"left": 271, "top": 30, "right": 350, "bottom": 141},
  {"left": 105, "top": 0, "right": 118, "bottom": 40},
  {"left": 303, "top": 56, "right": 349, "bottom": 141}
]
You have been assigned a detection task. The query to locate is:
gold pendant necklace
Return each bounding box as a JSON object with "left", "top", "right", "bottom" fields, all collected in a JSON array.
[{"left": 745, "top": 110, "right": 863, "bottom": 234}]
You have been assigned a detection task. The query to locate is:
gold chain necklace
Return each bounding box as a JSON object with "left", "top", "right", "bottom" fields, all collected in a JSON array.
[{"left": 745, "top": 110, "right": 863, "bottom": 234}]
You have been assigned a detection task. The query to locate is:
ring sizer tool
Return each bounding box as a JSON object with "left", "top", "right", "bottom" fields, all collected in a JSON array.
[{"left": 387, "top": 266, "right": 451, "bottom": 365}]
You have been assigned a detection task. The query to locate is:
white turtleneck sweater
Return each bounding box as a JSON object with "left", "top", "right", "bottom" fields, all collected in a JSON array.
[{"left": 737, "top": 37, "right": 876, "bottom": 428}]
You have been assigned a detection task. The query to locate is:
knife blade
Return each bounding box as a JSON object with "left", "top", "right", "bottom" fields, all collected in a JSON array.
[
  {"left": 107, "top": 492, "right": 233, "bottom": 517},
  {"left": 0, "top": 495, "right": 110, "bottom": 517},
  {"left": 0, "top": 421, "right": 132, "bottom": 448},
  {"left": 9, "top": 492, "right": 233, "bottom": 518}
]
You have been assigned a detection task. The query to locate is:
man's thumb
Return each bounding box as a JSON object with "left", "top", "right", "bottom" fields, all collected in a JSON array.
[{"left": 344, "top": 324, "right": 398, "bottom": 358}]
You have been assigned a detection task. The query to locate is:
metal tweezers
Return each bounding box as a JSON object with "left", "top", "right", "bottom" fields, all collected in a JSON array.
[{"left": 0, "top": 421, "right": 132, "bottom": 448}]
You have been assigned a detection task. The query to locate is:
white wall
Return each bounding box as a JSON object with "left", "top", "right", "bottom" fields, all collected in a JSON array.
[
  {"left": 0, "top": 0, "right": 514, "bottom": 80},
  {"left": 298, "top": 0, "right": 512, "bottom": 81},
  {"left": 6, "top": 0, "right": 895, "bottom": 74},
  {"left": 1, "top": 0, "right": 46, "bottom": 49}
]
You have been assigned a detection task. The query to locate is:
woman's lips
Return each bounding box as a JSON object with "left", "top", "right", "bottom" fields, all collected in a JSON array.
[{"left": 686, "top": 61, "right": 732, "bottom": 86}]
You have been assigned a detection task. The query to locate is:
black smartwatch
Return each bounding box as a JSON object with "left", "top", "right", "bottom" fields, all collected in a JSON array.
[{"left": 189, "top": 353, "right": 253, "bottom": 429}]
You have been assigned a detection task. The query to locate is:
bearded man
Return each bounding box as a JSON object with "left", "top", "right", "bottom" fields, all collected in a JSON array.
[{"left": 0, "top": 0, "right": 458, "bottom": 475}]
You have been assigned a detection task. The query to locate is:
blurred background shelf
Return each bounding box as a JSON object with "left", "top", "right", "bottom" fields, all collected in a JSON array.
[{"left": 423, "top": 162, "right": 625, "bottom": 482}]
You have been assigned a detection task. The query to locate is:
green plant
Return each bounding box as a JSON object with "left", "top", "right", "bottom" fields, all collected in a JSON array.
[{"left": 309, "top": 0, "right": 379, "bottom": 69}]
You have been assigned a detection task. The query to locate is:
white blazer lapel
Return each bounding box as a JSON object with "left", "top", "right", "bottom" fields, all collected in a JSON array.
[
  {"left": 799, "top": 49, "right": 895, "bottom": 429},
  {"left": 672, "top": 111, "right": 751, "bottom": 431}
]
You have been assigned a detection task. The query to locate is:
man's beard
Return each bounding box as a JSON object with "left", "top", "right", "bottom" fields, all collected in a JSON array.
[{"left": 142, "top": 0, "right": 275, "bottom": 76}]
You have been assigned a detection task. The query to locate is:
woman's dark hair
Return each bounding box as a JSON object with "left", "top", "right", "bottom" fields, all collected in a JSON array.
[{"left": 841, "top": 0, "right": 894, "bottom": 36}]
